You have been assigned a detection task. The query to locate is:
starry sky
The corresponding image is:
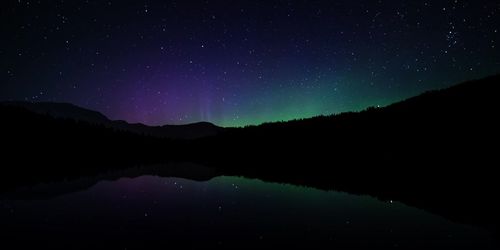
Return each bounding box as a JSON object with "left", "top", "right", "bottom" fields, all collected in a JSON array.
[{"left": 1, "top": 0, "right": 499, "bottom": 127}]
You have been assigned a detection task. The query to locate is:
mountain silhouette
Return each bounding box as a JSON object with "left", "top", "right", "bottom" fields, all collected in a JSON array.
[
  {"left": 188, "top": 74, "right": 498, "bottom": 167},
  {"left": 189, "top": 74, "right": 500, "bottom": 231},
  {"left": 1, "top": 74, "right": 498, "bottom": 162},
  {"left": 1, "top": 74, "right": 499, "bottom": 231},
  {"left": 0, "top": 101, "right": 224, "bottom": 139}
]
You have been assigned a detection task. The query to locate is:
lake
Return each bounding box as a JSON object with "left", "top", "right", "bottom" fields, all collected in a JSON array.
[{"left": 1, "top": 174, "right": 497, "bottom": 249}]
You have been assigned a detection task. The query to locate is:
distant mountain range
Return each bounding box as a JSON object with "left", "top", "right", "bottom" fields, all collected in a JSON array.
[{"left": 0, "top": 101, "right": 224, "bottom": 139}]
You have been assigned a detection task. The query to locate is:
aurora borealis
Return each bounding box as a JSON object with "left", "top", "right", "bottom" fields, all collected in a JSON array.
[{"left": 2, "top": 1, "right": 499, "bottom": 127}]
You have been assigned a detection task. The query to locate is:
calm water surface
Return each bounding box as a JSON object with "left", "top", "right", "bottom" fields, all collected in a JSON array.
[{"left": 1, "top": 175, "right": 496, "bottom": 249}]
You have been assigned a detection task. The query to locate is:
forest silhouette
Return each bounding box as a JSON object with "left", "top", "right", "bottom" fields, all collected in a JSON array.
[{"left": 1, "top": 74, "right": 499, "bottom": 231}]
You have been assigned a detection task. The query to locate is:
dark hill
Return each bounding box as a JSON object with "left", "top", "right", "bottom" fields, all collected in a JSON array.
[
  {"left": 0, "top": 101, "right": 224, "bottom": 139},
  {"left": 201, "top": 74, "right": 499, "bottom": 157},
  {"left": 1, "top": 101, "right": 110, "bottom": 123},
  {"left": 192, "top": 74, "right": 500, "bottom": 231}
]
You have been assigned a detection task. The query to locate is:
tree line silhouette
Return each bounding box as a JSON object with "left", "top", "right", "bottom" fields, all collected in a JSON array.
[{"left": 1, "top": 74, "right": 499, "bottom": 231}]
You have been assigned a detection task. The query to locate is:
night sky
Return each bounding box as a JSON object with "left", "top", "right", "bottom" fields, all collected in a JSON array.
[{"left": 2, "top": 1, "right": 499, "bottom": 127}]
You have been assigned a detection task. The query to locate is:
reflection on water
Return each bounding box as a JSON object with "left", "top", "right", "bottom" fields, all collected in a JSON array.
[{"left": 0, "top": 175, "right": 496, "bottom": 249}]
